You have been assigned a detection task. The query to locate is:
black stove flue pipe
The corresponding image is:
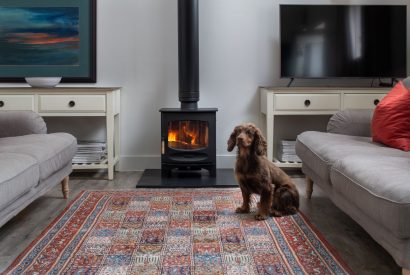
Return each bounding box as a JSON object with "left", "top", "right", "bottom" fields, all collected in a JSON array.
[{"left": 178, "top": 0, "right": 199, "bottom": 110}]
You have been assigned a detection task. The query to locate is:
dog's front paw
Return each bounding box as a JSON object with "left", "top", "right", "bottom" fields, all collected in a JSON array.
[
  {"left": 235, "top": 206, "right": 250, "bottom": 213},
  {"left": 255, "top": 214, "right": 268, "bottom": 220}
]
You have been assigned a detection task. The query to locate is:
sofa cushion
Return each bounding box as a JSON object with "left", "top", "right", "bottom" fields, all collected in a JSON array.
[
  {"left": 372, "top": 81, "right": 410, "bottom": 151},
  {"left": 0, "top": 133, "right": 76, "bottom": 181},
  {"left": 0, "top": 153, "right": 39, "bottom": 209},
  {"left": 331, "top": 156, "right": 410, "bottom": 238},
  {"left": 0, "top": 111, "right": 47, "bottom": 138},
  {"left": 296, "top": 131, "right": 410, "bottom": 182},
  {"left": 327, "top": 109, "right": 373, "bottom": 137}
]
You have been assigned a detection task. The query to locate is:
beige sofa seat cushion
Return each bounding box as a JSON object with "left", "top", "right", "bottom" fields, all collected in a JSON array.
[
  {"left": 296, "top": 131, "right": 409, "bottom": 182},
  {"left": 331, "top": 156, "right": 410, "bottom": 238},
  {"left": 0, "top": 153, "right": 39, "bottom": 209},
  {"left": 0, "top": 133, "right": 76, "bottom": 181}
]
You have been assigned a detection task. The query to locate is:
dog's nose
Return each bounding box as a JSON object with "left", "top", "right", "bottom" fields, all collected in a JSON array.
[{"left": 237, "top": 137, "right": 245, "bottom": 145}]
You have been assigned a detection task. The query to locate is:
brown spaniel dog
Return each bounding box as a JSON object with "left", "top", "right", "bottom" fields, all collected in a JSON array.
[{"left": 227, "top": 123, "right": 299, "bottom": 220}]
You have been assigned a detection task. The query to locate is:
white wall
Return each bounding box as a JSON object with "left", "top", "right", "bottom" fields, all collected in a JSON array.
[
  {"left": 109, "top": 0, "right": 279, "bottom": 170},
  {"left": 2, "top": 0, "right": 409, "bottom": 170}
]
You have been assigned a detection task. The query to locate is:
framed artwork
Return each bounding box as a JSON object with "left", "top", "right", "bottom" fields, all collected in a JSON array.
[{"left": 0, "top": 0, "right": 96, "bottom": 83}]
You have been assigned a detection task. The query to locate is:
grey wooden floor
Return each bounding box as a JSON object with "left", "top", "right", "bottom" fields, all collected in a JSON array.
[{"left": 0, "top": 171, "right": 401, "bottom": 274}]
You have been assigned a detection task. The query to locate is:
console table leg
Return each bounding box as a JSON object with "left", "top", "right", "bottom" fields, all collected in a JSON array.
[
  {"left": 108, "top": 166, "right": 114, "bottom": 180},
  {"left": 106, "top": 92, "right": 115, "bottom": 181},
  {"left": 114, "top": 114, "right": 121, "bottom": 172},
  {"left": 266, "top": 93, "right": 274, "bottom": 162},
  {"left": 306, "top": 177, "right": 314, "bottom": 199},
  {"left": 61, "top": 176, "right": 69, "bottom": 199}
]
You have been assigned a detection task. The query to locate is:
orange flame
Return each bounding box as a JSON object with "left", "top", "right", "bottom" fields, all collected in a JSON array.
[
  {"left": 169, "top": 124, "right": 201, "bottom": 144},
  {"left": 167, "top": 121, "right": 208, "bottom": 149},
  {"left": 168, "top": 127, "right": 197, "bottom": 145},
  {"left": 168, "top": 131, "right": 178, "bottom": 142}
]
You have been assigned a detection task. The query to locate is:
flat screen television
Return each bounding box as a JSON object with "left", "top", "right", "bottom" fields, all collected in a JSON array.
[{"left": 280, "top": 5, "right": 407, "bottom": 78}]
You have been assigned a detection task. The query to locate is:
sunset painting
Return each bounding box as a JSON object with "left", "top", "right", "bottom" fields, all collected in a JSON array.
[{"left": 0, "top": 7, "right": 79, "bottom": 66}]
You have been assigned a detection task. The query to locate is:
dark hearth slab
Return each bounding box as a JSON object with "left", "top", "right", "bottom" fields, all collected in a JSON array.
[{"left": 136, "top": 169, "right": 238, "bottom": 188}]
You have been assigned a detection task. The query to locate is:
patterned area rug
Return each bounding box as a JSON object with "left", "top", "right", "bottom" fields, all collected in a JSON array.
[{"left": 6, "top": 189, "right": 352, "bottom": 274}]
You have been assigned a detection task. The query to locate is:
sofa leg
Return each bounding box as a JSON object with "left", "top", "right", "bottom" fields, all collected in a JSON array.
[
  {"left": 403, "top": 268, "right": 410, "bottom": 275},
  {"left": 61, "top": 176, "right": 69, "bottom": 199},
  {"left": 306, "top": 177, "right": 314, "bottom": 199}
]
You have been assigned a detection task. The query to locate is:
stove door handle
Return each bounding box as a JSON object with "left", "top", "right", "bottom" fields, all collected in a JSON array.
[{"left": 161, "top": 137, "right": 165, "bottom": 155}]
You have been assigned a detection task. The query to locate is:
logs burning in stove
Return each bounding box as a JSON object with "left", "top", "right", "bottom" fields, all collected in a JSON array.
[
  {"left": 168, "top": 120, "right": 209, "bottom": 150},
  {"left": 160, "top": 0, "right": 217, "bottom": 177}
]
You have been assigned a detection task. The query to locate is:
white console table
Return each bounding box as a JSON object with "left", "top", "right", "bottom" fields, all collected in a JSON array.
[
  {"left": 260, "top": 87, "right": 389, "bottom": 168},
  {"left": 0, "top": 87, "right": 121, "bottom": 180}
]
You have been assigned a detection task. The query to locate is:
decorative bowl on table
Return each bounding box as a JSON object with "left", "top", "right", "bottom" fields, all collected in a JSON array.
[{"left": 25, "top": 77, "right": 62, "bottom": 88}]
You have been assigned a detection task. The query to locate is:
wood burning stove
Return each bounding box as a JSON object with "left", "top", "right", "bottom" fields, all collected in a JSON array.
[
  {"left": 160, "top": 108, "right": 217, "bottom": 177},
  {"left": 159, "top": 0, "right": 217, "bottom": 177}
]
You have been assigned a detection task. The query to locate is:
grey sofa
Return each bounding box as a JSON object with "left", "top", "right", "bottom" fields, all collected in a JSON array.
[
  {"left": 296, "top": 107, "right": 410, "bottom": 272},
  {"left": 0, "top": 111, "right": 77, "bottom": 227}
]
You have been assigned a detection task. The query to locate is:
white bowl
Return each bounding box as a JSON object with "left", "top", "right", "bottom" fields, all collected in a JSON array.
[{"left": 25, "top": 77, "right": 62, "bottom": 88}]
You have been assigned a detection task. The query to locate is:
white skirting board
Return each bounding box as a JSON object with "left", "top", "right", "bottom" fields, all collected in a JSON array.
[{"left": 117, "top": 155, "right": 236, "bottom": 171}]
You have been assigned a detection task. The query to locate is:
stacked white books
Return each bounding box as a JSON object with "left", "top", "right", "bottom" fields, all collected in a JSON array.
[
  {"left": 72, "top": 141, "right": 107, "bottom": 164},
  {"left": 277, "top": 140, "right": 301, "bottom": 163}
]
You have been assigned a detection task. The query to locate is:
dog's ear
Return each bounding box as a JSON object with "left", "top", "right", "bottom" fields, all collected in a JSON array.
[
  {"left": 227, "top": 125, "right": 241, "bottom": 152},
  {"left": 254, "top": 127, "right": 267, "bottom": 156}
]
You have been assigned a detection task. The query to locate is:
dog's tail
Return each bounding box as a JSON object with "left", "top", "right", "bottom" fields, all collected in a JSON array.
[{"left": 275, "top": 187, "right": 299, "bottom": 215}]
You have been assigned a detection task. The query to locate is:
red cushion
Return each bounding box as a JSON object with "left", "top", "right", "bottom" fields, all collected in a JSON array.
[{"left": 372, "top": 81, "right": 410, "bottom": 151}]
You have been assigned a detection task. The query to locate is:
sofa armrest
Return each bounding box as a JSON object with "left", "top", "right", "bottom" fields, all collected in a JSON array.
[
  {"left": 327, "top": 109, "right": 373, "bottom": 137},
  {"left": 0, "top": 111, "right": 47, "bottom": 138}
]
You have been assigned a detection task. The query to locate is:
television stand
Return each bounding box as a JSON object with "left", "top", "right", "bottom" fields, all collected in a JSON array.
[{"left": 260, "top": 86, "right": 390, "bottom": 168}]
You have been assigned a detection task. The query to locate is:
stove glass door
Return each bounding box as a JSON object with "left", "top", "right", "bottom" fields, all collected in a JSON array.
[{"left": 167, "top": 120, "right": 208, "bottom": 150}]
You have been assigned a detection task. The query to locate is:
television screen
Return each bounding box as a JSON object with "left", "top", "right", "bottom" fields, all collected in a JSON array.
[{"left": 280, "top": 5, "right": 407, "bottom": 78}]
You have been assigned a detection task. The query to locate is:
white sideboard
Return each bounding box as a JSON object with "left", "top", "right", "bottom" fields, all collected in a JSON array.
[
  {"left": 260, "top": 87, "right": 390, "bottom": 168},
  {"left": 0, "top": 87, "right": 121, "bottom": 180}
]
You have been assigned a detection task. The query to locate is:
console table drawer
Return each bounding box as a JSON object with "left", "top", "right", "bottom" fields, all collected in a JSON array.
[
  {"left": 274, "top": 94, "right": 340, "bottom": 111},
  {"left": 0, "top": 95, "right": 34, "bottom": 111},
  {"left": 344, "top": 94, "right": 386, "bottom": 109},
  {"left": 39, "top": 95, "right": 106, "bottom": 112}
]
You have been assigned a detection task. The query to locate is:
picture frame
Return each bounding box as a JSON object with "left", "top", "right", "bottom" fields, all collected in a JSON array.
[{"left": 0, "top": 0, "right": 96, "bottom": 83}]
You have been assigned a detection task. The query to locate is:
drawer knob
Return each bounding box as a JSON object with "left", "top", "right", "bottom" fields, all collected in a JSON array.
[
  {"left": 68, "top": 100, "right": 76, "bottom": 107},
  {"left": 304, "top": 99, "right": 311, "bottom": 107},
  {"left": 374, "top": 99, "right": 380, "bottom": 106},
  {"left": 0, "top": 100, "right": 3, "bottom": 108}
]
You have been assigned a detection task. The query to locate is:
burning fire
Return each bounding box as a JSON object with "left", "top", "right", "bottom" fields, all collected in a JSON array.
[
  {"left": 167, "top": 120, "right": 209, "bottom": 150},
  {"left": 168, "top": 131, "right": 178, "bottom": 143},
  {"left": 168, "top": 125, "right": 198, "bottom": 145}
]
